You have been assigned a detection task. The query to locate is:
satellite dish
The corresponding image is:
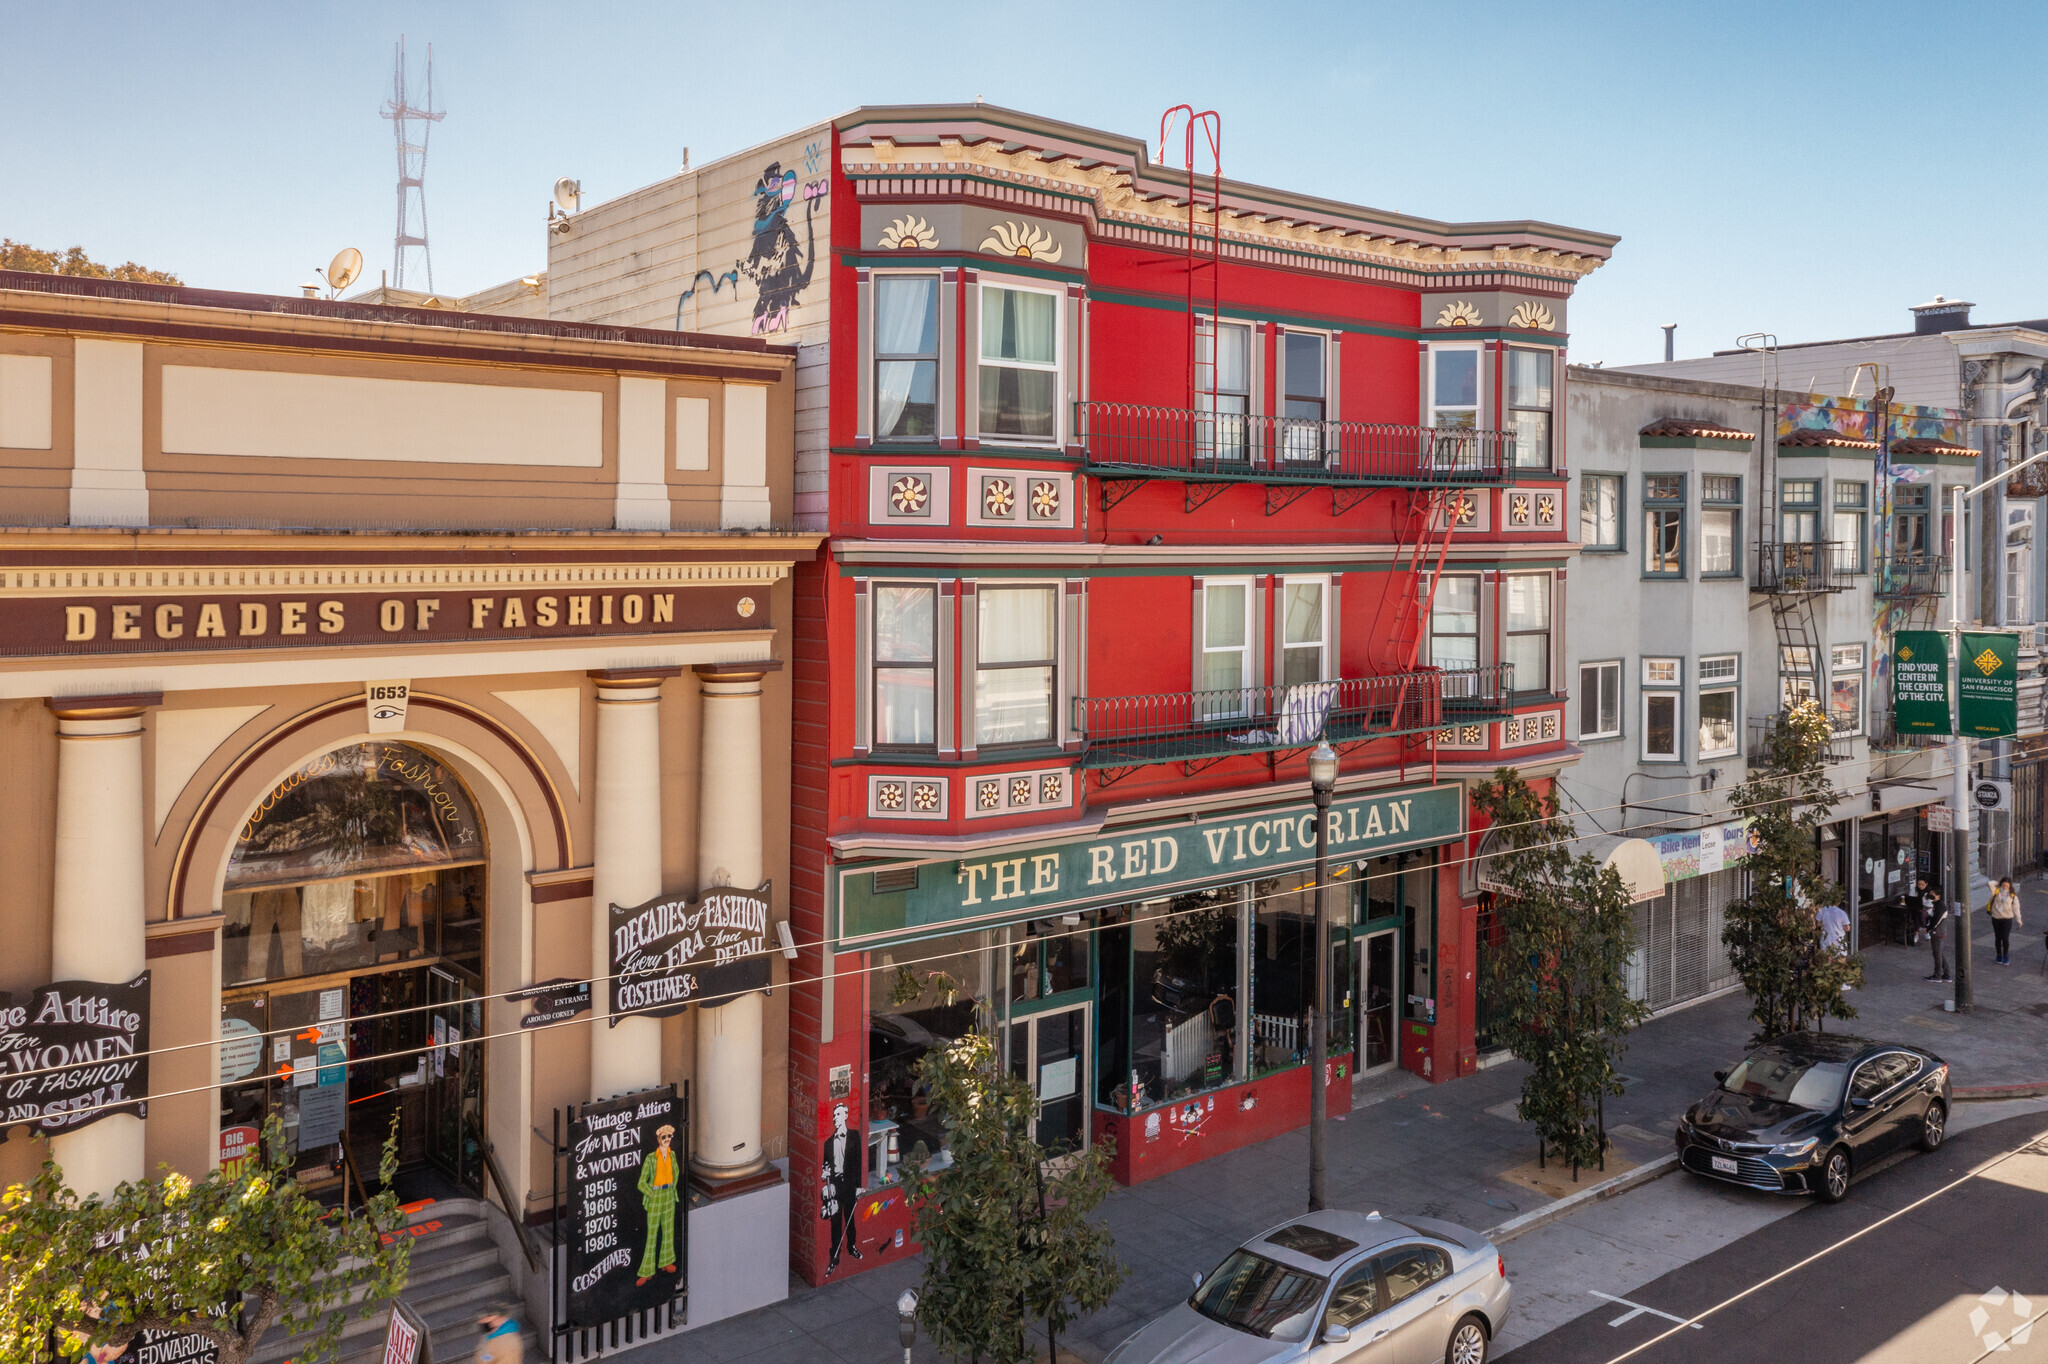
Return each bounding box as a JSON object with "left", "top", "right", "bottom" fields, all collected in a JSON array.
[
  {"left": 553, "top": 178, "right": 582, "bottom": 214},
  {"left": 326, "top": 247, "right": 364, "bottom": 293}
]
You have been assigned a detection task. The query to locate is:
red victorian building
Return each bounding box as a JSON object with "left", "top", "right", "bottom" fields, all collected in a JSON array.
[{"left": 523, "top": 101, "right": 1616, "bottom": 1290}]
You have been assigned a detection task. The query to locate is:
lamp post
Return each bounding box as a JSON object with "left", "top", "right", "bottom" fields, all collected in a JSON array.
[
  {"left": 897, "top": 1289, "right": 919, "bottom": 1364},
  {"left": 1306, "top": 741, "right": 1339, "bottom": 1213}
]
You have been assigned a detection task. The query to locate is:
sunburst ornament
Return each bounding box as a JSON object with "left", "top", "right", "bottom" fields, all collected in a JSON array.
[
  {"left": 1508, "top": 301, "right": 1556, "bottom": 330},
  {"left": 889, "top": 475, "right": 929, "bottom": 515},
  {"left": 983, "top": 478, "right": 1016, "bottom": 517},
  {"left": 979, "top": 220, "right": 1064, "bottom": 263},
  {"left": 1435, "top": 300, "right": 1483, "bottom": 327},
  {"left": 1029, "top": 480, "right": 1061, "bottom": 519},
  {"left": 878, "top": 215, "right": 938, "bottom": 250}
]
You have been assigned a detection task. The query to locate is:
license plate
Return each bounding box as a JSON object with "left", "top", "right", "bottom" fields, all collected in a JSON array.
[{"left": 1711, "top": 1155, "right": 1738, "bottom": 1175}]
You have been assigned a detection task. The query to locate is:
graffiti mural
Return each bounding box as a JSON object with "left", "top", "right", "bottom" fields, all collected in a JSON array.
[{"left": 737, "top": 161, "right": 821, "bottom": 335}]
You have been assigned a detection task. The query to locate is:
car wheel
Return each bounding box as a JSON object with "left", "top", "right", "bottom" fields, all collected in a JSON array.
[
  {"left": 1920, "top": 1100, "right": 1947, "bottom": 1152},
  {"left": 1445, "top": 1313, "right": 1489, "bottom": 1364},
  {"left": 1816, "top": 1146, "right": 1852, "bottom": 1204}
]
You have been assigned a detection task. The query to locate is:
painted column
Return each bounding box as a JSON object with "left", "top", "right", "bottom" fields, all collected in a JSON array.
[
  {"left": 47, "top": 694, "right": 155, "bottom": 1196},
  {"left": 588, "top": 670, "right": 672, "bottom": 1100},
  {"left": 692, "top": 663, "right": 774, "bottom": 1181}
]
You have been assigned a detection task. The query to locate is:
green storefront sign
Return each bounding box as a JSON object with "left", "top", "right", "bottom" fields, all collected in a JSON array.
[
  {"left": 1892, "top": 630, "right": 1951, "bottom": 735},
  {"left": 1959, "top": 631, "right": 2020, "bottom": 737},
  {"left": 834, "top": 782, "right": 1464, "bottom": 948}
]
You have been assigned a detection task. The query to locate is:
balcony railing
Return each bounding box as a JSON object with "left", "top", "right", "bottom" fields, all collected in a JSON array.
[
  {"left": 1071, "top": 664, "right": 1515, "bottom": 769},
  {"left": 1753, "top": 540, "right": 1845, "bottom": 595},
  {"left": 1075, "top": 402, "right": 1520, "bottom": 486},
  {"left": 1875, "top": 555, "right": 1951, "bottom": 600},
  {"left": 1748, "top": 709, "right": 1857, "bottom": 764}
]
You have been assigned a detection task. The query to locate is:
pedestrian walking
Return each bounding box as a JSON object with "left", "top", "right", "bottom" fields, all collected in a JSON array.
[
  {"left": 1985, "top": 876, "right": 2023, "bottom": 966},
  {"left": 1818, "top": 901, "right": 1850, "bottom": 953},
  {"left": 477, "top": 1304, "right": 524, "bottom": 1364},
  {"left": 1921, "top": 878, "right": 1952, "bottom": 982}
]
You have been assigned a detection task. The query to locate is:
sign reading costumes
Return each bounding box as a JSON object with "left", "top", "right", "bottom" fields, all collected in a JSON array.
[
  {"left": 565, "top": 1086, "right": 685, "bottom": 1328},
  {"left": 0, "top": 974, "right": 150, "bottom": 1137},
  {"left": 608, "top": 886, "right": 772, "bottom": 1023}
]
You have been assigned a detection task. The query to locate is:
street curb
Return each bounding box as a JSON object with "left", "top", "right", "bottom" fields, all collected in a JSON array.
[
  {"left": 1484, "top": 1154, "right": 1679, "bottom": 1245},
  {"left": 1955, "top": 1082, "right": 2048, "bottom": 1102}
]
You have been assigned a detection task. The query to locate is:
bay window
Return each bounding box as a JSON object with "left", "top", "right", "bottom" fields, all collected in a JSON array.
[
  {"left": 1507, "top": 348, "right": 1553, "bottom": 469},
  {"left": 1429, "top": 575, "right": 1480, "bottom": 670},
  {"left": 1643, "top": 658, "right": 1680, "bottom": 761},
  {"left": 1832, "top": 482, "right": 1867, "bottom": 573},
  {"left": 1830, "top": 644, "right": 1863, "bottom": 737},
  {"left": 874, "top": 274, "right": 939, "bottom": 440},
  {"left": 1429, "top": 347, "right": 1479, "bottom": 430},
  {"left": 1502, "top": 574, "right": 1551, "bottom": 694},
  {"left": 874, "top": 584, "right": 937, "bottom": 748},
  {"left": 979, "top": 284, "right": 1059, "bottom": 442},
  {"left": 1699, "top": 654, "right": 1739, "bottom": 757},
  {"left": 975, "top": 585, "right": 1057, "bottom": 746},
  {"left": 1281, "top": 577, "right": 1327, "bottom": 686},
  {"left": 1701, "top": 475, "right": 1741, "bottom": 577},
  {"left": 1643, "top": 474, "right": 1685, "bottom": 577}
]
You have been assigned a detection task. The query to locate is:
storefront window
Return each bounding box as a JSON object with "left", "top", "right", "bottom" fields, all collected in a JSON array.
[
  {"left": 1251, "top": 874, "right": 1316, "bottom": 1077},
  {"left": 1403, "top": 859, "right": 1436, "bottom": 1023},
  {"left": 1010, "top": 921, "right": 1091, "bottom": 1004},
  {"left": 1097, "top": 890, "right": 1242, "bottom": 1112},
  {"left": 866, "top": 933, "right": 994, "bottom": 1186}
]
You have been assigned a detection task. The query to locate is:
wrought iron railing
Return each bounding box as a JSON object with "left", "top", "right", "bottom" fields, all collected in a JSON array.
[
  {"left": 1748, "top": 709, "right": 1858, "bottom": 764},
  {"left": 1753, "top": 540, "right": 1844, "bottom": 594},
  {"left": 1071, "top": 664, "right": 1514, "bottom": 768},
  {"left": 1875, "top": 554, "right": 1951, "bottom": 600},
  {"left": 1074, "top": 401, "right": 1521, "bottom": 485}
]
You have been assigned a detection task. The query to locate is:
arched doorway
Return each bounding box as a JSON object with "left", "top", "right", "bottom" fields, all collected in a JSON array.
[{"left": 217, "top": 741, "right": 489, "bottom": 1198}]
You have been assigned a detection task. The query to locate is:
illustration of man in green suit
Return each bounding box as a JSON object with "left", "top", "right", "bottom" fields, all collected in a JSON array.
[{"left": 635, "top": 1124, "right": 680, "bottom": 1286}]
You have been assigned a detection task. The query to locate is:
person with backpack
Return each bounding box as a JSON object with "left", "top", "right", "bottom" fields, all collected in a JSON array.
[{"left": 1986, "top": 877, "right": 2024, "bottom": 966}]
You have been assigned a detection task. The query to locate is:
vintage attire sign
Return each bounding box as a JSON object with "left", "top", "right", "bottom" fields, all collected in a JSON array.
[
  {"left": 565, "top": 1086, "right": 685, "bottom": 1327},
  {"left": 0, "top": 974, "right": 150, "bottom": 1138},
  {"left": 607, "top": 886, "right": 772, "bottom": 1023}
]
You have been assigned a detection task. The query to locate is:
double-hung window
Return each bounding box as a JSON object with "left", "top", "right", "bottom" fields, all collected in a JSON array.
[
  {"left": 1642, "top": 658, "right": 1681, "bottom": 761},
  {"left": 874, "top": 584, "right": 937, "bottom": 748},
  {"left": 1643, "top": 474, "right": 1685, "bottom": 577},
  {"left": 1892, "top": 484, "right": 1930, "bottom": 558},
  {"left": 873, "top": 274, "right": 939, "bottom": 440},
  {"left": 1579, "top": 660, "right": 1621, "bottom": 740},
  {"left": 1701, "top": 475, "right": 1741, "bottom": 576},
  {"left": 1195, "top": 318, "right": 1251, "bottom": 463},
  {"left": 1580, "top": 473, "right": 1622, "bottom": 550},
  {"left": 975, "top": 586, "right": 1057, "bottom": 747},
  {"left": 1780, "top": 479, "right": 1820, "bottom": 542},
  {"left": 1832, "top": 482, "right": 1868, "bottom": 573},
  {"left": 1502, "top": 574, "right": 1550, "bottom": 694},
  {"left": 1199, "top": 579, "right": 1253, "bottom": 719},
  {"left": 1699, "top": 654, "right": 1739, "bottom": 757},
  {"left": 2007, "top": 504, "right": 2035, "bottom": 623},
  {"left": 1429, "top": 575, "right": 1480, "bottom": 670},
  {"left": 1781, "top": 645, "right": 1817, "bottom": 709},
  {"left": 1281, "top": 577, "right": 1328, "bottom": 686},
  {"left": 1280, "top": 332, "right": 1328, "bottom": 465},
  {"left": 1830, "top": 644, "right": 1864, "bottom": 737},
  {"left": 1507, "top": 348, "right": 1553, "bottom": 469},
  {"left": 1429, "top": 346, "right": 1481, "bottom": 473},
  {"left": 979, "top": 283, "right": 1059, "bottom": 442}
]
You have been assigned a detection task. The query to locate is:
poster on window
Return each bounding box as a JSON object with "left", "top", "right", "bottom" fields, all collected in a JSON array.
[
  {"left": 608, "top": 886, "right": 772, "bottom": 1024},
  {"left": 565, "top": 1086, "right": 684, "bottom": 1328},
  {"left": 0, "top": 973, "right": 149, "bottom": 1139}
]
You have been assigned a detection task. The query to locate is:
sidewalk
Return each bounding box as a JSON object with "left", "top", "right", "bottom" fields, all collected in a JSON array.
[{"left": 653, "top": 895, "right": 2048, "bottom": 1364}]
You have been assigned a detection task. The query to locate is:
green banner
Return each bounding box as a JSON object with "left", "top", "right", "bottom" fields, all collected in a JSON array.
[
  {"left": 1959, "top": 631, "right": 2020, "bottom": 737},
  {"left": 834, "top": 782, "right": 1464, "bottom": 947},
  {"left": 1892, "top": 630, "right": 1952, "bottom": 735}
]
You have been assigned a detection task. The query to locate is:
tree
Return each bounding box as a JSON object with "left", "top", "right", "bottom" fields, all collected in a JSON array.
[
  {"left": 1722, "top": 698, "right": 1864, "bottom": 1043},
  {"left": 0, "top": 1118, "right": 410, "bottom": 1364},
  {"left": 0, "top": 240, "right": 181, "bottom": 285},
  {"left": 904, "top": 1032, "right": 1123, "bottom": 1364},
  {"left": 1473, "top": 769, "right": 1648, "bottom": 1176}
]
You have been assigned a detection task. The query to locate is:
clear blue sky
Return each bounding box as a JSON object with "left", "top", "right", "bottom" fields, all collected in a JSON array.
[{"left": 4, "top": 0, "right": 2040, "bottom": 366}]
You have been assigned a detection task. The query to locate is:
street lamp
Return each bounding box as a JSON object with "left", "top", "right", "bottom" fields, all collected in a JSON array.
[
  {"left": 1306, "top": 741, "right": 1339, "bottom": 1213},
  {"left": 897, "top": 1289, "right": 919, "bottom": 1364}
]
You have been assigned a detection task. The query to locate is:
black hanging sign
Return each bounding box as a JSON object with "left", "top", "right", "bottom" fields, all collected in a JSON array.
[
  {"left": 608, "top": 885, "right": 772, "bottom": 1025},
  {"left": 0, "top": 973, "right": 150, "bottom": 1138},
  {"left": 565, "top": 1085, "right": 685, "bottom": 1328},
  {"left": 510, "top": 977, "right": 592, "bottom": 1030},
  {"left": 109, "top": 1326, "right": 220, "bottom": 1364}
]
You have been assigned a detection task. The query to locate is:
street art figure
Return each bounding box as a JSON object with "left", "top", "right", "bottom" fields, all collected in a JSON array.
[
  {"left": 737, "top": 161, "right": 817, "bottom": 335},
  {"left": 821, "top": 1101, "right": 864, "bottom": 1274},
  {"left": 634, "top": 1123, "right": 681, "bottom": 1286}
]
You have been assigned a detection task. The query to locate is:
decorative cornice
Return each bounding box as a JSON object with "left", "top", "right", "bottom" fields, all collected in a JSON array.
[{"left": 0, "top": 560, "right": 792, "bottom": 597}]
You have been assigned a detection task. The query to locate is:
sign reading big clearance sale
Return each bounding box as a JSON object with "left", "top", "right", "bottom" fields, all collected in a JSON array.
[{"left": 835, "top": 784, "right": 1463, "bottom": 947}]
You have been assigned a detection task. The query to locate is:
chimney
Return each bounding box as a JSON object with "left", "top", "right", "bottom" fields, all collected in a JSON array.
[
  {"left": 1661, "top": 323, "right": 1676, "bottom": 362},
  {"left": 1910, "top": 295, "right": 1974, "bottom": 335}
]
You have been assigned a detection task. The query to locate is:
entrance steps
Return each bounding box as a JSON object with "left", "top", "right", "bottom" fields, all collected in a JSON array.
[{"left": 250, "top": 1197, "right": 535, "bottom": 1364}]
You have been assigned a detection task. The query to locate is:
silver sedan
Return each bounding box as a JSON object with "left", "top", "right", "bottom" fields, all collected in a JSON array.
[{"left": 1105, "top": 1209, "right": 1510, "bottom": 1364}]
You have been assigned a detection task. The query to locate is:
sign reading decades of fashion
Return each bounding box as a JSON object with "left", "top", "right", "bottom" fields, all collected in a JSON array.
[
  {"left": 7, "top": 585, "right": 763, "bottom": 657},
  {"left": 835, "top": 784, "right": 1464, "bottom": 947},
  {"left": 0, "top": 974, "right": 149, "bottom": 1138},
  {"left": 1959, "top": 631, "right": 2020, "bottom": 737},
  {"left": 566, "top": 1086, "right": 685, "bottom": 1329},
  {"left": 1892, "top": 631, "right": 1951, "bottom": 735},
  {"left": 608, "top": 886, "right": 772, "bottom": 1023}
]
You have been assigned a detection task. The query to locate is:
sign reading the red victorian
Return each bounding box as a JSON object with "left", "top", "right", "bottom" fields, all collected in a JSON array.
[
  {"left": 0, "top": 974, "right": 150, "bottom": 1138},
  {"left": 2, "top": 586, "right": 765, "bottom": 656}
]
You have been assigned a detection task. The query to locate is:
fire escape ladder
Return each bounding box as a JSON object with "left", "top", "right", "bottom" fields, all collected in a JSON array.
[{"left": 1368, "top": 488, "right": 1467, "bottom": 676}]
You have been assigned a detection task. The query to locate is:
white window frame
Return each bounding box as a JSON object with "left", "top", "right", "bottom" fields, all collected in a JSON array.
[
  {"left": 1279, "top": 574, "right": 1331, "bottom": 686},
  {"left": 1501, "top": 571, "right": 1552, "bottom": 695},
  {"left": 1642, "top": 689, "right": 1682, "bottom": 762},
  {"left": 1578, "top": 660, "right": 1622, "bottom": 740},
  {"left": 1428, "top": 572, "right": 1482, "bottom": 671},
  {"left": 1426, "top": 342, "right": 1483, "bottom": 430},
  {"left": 973, "top": 580, "right": 1061, "bottom": 748},
  {"left": 1698, "top": 653, "right": 1740, "bottom": 758},
  {"left": 1504, "top": 345, "right": 1554, "bottom": 469},
  {"left": 977, "top": 278, "right": 1064, "bottom": 447},
  {"left": 1199, "top": 576, "right": 1255, "bottom": 715},
  {"left": 1580, "top": 472, "right": 1623, "bottom": 551},
  {"left": 871, "top": 269, "right": 943, "bottom": 443},
  {"left": 1829, "top": 643, "right": 1865, "bottom": 738},
  {"left": 1780, "top": 644, "right": 1817, "bottom": 709},
  {"left": 2005, "top": 503, "right": 2034, "bottom": 624},
  {"left": 872, "top": 581, "right": 939, "bottom": 751}
]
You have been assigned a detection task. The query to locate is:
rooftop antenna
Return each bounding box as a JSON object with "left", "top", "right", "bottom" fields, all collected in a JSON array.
[
  {"left": 315, "top": 247, "right": 364, "bottom": 300},
  {"left": 381, "top": 37, "right": 445, "bottom": 292}
]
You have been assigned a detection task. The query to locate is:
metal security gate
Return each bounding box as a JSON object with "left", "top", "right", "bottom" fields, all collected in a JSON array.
[
  {"left": 1628, "top": 870, "right": 1744, "bottom": 1013},
  {"left": 2014, "top": 753, "right": 2048, "bottom": 874}
]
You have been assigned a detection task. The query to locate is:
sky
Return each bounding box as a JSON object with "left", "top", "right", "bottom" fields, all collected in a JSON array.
[{"left": 4, "top": 0, "right": 2042, "bottom": 367}]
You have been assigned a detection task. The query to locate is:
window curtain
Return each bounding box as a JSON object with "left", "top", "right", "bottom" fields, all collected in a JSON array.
[
  {"left": 983, "top": 288, "right": 1056, "bottom": 364},
  {"left": 875, "top": 278, "right": 937, "bottom": 440},
  {"left": 979, "top": 587, "right": 1054, "bottom": 663}
]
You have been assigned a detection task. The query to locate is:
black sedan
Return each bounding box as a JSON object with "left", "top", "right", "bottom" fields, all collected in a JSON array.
[{"left": 1674, "top": 1034, "right": 1951, "bottom": 1203}]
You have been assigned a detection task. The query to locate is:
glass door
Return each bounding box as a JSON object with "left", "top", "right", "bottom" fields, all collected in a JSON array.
[
  {"left": 1008, "top": 1004, "right": 1089, "bottom": 1156},
  {"left": 426, "top": 966, "right": 485, "bottom": 1193},
  {"left": 1359, "top": 929, "right": 1398, "bottom": 1074}
]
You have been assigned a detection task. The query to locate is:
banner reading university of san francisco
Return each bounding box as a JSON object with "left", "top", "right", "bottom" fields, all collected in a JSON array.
[
  {"left": 1959, "top": 631, "right": 2020, "bottom": 737},
  {"left": 1891, "top": 630, "right": 1951, "bottom": 735}
]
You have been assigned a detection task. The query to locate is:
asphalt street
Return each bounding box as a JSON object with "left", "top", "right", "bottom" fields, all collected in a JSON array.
[{"left": 1502, "top": 1109, "right": 2048, "bottom": 1362}]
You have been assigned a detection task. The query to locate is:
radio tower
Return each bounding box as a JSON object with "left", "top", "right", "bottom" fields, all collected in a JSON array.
[{"left": 381, "top": 37, "right": 444, "bottom": 292}]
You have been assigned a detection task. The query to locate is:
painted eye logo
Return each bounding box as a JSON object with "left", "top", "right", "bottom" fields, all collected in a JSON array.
[{"left": 370, "top": 706, "right": 404, "bottom": 721}]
